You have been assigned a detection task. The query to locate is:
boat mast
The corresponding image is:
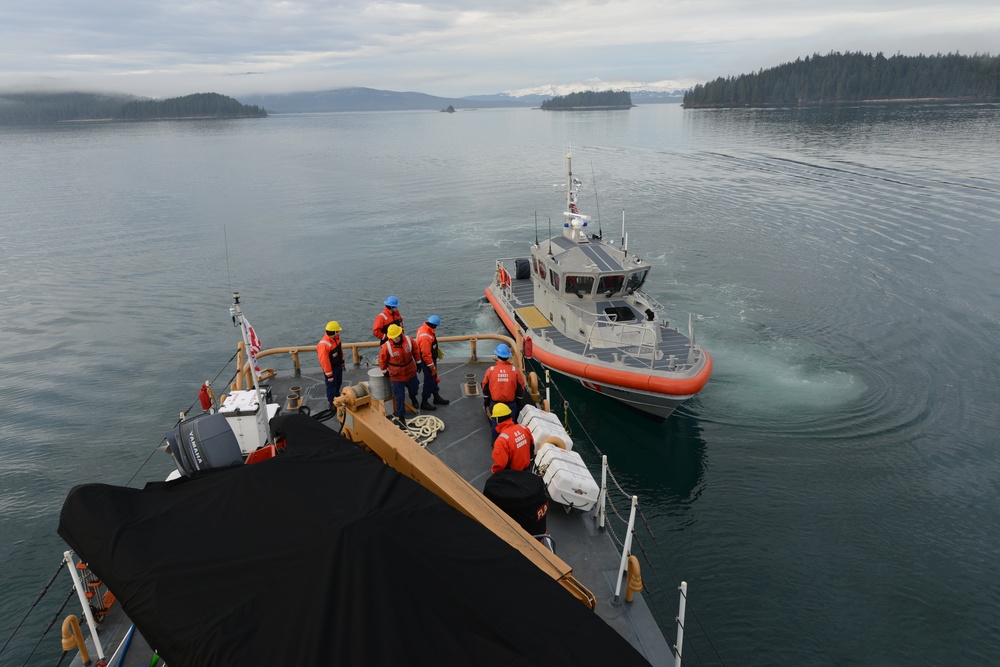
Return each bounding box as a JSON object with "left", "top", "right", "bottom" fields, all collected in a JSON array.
[{"left": 230, "top": 291, "right": 271, "bottom": 448}]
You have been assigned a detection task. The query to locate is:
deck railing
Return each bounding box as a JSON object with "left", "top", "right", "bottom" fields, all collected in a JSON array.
[{"left": 233, "top": 334, "right": 520, "bottom": 391}]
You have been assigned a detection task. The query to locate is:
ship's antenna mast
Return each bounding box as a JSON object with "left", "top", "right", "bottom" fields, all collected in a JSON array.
[
  {"left": 621, "top": 209, "right": 627, "bottom": 259},
  {"left": 534, "top": 211, "right": 539, "bottom": 246},
  {"left": 548, "top": 217, "right": 553, "bottom": 256},
  {"left": 591, "top": 161, "right": 602, "bottom": 238},
  {"left": 224, "top": 224, "right": 233, "bottom": 300}
]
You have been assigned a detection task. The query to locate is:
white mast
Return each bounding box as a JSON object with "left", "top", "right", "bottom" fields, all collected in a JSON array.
[{"left": 230, "top": 291, "right": 271, "bottom": 448}]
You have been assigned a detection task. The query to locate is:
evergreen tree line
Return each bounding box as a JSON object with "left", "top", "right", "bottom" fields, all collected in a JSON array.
[
  {"left": 683, "top": 52, "right": 1000, "bottom": 108},
  {"left": 0, "top": 91, "right": 266, "bottom": 124},
  {"left": 116, "top": 93, "right": 266, "bottom": 119},
  {"left": 541, "top": 90, "right": 633, "bottom": 109}
]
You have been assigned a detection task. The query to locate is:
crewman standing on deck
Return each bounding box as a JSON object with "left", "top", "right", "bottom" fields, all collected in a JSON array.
[
  {"left": 482, "top": 343, "right": 527, "bottom": 441},
  {"left": 415, "top": 315, "right": 450, "bottom": 411},
  {"left": 379, "top": 324, "right": 420, "bottom": 426},
  {"left": 317, "top": 321, "right": 345, "bottom": 405},
  {"left": 489, "top": 403, "right": 534, "bottom": 474},
  {"left": 372, "top": 296, "right": 404, "bottom": 343}
]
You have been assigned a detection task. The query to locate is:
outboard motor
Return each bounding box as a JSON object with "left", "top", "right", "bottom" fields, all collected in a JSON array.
[{"left": 164, "top": 413, "right": 243, "bottom": 477}]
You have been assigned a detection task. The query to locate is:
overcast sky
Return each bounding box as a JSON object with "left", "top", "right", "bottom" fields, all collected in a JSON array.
[{"left": 1, "top": 0, "right": 997, "bottom": 99}]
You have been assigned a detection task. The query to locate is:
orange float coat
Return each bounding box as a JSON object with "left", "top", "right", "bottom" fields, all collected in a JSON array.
[
  {"left": 491, "top": 419, "right": 534, "bottom": 473},
  {"left": 316, "top": 332, "right": 344, "bottom": 378},
  {"left": 372, "top": 306, "right": 403, "bottom": 342},
  {"left": 414, "top": 323, "right": 439, "bottom": 375},
  {"left": 482, "top": 359, "right": 526, "bottom": 403},
  {"left": 379, "top": 335, "right": 418, "bottom": 382}
]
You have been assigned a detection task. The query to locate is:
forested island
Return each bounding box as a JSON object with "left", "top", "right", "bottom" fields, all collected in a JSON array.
[
  {"left": 683, "top": 52, "right": 999, "bottom": 108},
  {"left": 541, "top": 90, "right": 633, "bottom": 110},
  {"left": 0, "top": 91, "right": 266, "bottom": 124}
]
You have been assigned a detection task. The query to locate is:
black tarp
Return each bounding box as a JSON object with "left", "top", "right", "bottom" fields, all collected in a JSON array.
[{"left": 59, "top": 414, "right": 651, "bottom": 666}]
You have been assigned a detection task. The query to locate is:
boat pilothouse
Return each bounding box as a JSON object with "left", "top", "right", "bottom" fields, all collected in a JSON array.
[{"left": 486, "top": 154, "right": 712, "bottom": 419}]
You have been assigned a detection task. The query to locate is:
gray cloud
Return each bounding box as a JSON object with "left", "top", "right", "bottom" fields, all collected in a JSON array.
[{"left": 0, "top": 0, "right": 997, "bottom": 97}]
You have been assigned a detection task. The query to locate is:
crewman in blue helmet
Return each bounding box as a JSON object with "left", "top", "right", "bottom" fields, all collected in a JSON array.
[
  {"left": 372, "top": 296, "right": 404, "bottom": 343},
  {"left": 415, "top": 315, "right": 450, "bottom": 410},
  {"left": 482, "top": 343, "right": 526, "bottom": 441}
]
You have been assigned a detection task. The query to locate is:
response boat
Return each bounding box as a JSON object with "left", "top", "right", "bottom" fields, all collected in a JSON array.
[{"left": 485, "top": 154, "right": 712, "bottom": 419}]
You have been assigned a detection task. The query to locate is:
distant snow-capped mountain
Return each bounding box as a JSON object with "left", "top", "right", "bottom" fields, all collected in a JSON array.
[
  {"left": 503, "top": 78, "right": 690, "bottom": 98},
  {"left": 461, "top": 78, "right": 690, "bottom": 104}
]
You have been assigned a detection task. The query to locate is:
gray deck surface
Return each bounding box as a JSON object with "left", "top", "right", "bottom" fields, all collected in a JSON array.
[{"left": 71, "top": 358, "right": 673, "bottom": 666}]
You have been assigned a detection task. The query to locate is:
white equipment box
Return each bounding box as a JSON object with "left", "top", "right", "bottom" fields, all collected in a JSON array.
[
  {"left": 219, "top": 390, "right": 280, "bottom": 455},
  {"left": 533, "top": 443, "right": 600, "bottom": 512},
  {"left": 518, "top": 405, "right": 574, "bottom": 451}
]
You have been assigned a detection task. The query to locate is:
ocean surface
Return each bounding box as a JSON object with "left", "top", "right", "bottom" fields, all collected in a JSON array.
[{"left": 2, "top": 102, "right": 999, "bottom": 665}]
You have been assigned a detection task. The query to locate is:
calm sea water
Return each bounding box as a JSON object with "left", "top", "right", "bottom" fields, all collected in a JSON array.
[{"left": 2, "top": 103, "right": 999, "bottom": 665}]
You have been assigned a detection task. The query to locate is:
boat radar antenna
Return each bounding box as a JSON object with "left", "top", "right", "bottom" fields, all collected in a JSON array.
[{"left": 591, "top": 161, "right": 602, "bottom": 238}]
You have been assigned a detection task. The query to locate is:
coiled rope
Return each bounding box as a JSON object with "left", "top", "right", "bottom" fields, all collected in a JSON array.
[{"left": 403, "top": 415, "right": 445, "bottom": 447}]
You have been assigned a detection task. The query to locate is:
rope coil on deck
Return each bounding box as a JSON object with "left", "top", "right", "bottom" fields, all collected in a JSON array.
[{"left": 403, "top": 415, "right": 445, "bottom": 447}]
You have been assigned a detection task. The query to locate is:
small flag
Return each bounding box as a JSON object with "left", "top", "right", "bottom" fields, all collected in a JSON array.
[{"left": 243, "top": 316, "right": 262, "bottom": 373}]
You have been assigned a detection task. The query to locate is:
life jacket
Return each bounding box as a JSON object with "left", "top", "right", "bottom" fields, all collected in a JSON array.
[
  {"left": 372, "top": 307, "right": 403, "bottom": 341},
  {"left": 379, "top": 335, "right": 417, "bottom": 382},
  {"left": 317, "top": 332, "right": 343, "bottom": 376},
  {"left": 482, "top": 360, "right": 525, "bottom": 403},
  {"left": 415, "top": 323, "right": 439, "bottom": 369},
  {"left": 491, "top": 419, "right": 534, "bottom": 473}
]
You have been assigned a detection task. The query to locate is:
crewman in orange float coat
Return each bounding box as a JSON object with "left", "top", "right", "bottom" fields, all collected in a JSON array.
[
  {"left": 372, "top": 296, "right": 404, "bottom": 343},
  {"left": 482, "top": 343, "right": 527, "bottom": 441},
  {"left": 317, "top": 321, "right": 345, "bottom": 405},
  {"left": 490, "top": 403, "right": 534, "bottom": 474},
  {"left": 415, "top": 315, "right": 450, "bottom": 411},
  {"left": 378, "top": 324, "right": 420, "bottom": 425}
]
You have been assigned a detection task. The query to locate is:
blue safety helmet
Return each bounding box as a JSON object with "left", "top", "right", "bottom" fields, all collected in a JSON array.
[
  {"left": 384, "top": 296, "right": 399, "bottom": 308},
  {"left": 493, "top": 343, "right": 512, "bottom": 359},
  {"left": 426, "top": 315, "right": 441, "bottom": 326}
]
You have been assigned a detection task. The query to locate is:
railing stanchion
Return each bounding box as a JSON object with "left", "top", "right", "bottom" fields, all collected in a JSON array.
[
  {"left": 64, "top": 551, "right": 105, "bottom": 661},
  {"left": 612, "top": 495, "right": 638, "bottom": 604},
  {"left": 674, "top": 581, "right": 688, "bottom": 667},
  {"left": 598, "top": 455, "right": 608, "bottom": 530}
]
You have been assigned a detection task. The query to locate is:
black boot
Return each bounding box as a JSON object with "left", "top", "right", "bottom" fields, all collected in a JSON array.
[
  {"left": 433, "top": 393, "right": 450, "bottom": 405},
  {"left": 420, "top": 398, "right": 436, "bottom": 411}
]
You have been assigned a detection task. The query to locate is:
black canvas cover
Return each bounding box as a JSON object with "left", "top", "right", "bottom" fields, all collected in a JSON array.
[{"left": 59, "top": 414, "right": 650, "bottom": 666}]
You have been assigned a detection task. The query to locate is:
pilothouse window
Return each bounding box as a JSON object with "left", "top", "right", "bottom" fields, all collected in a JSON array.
[
  {"left": 549, "top": 270, "right": 560, "bottom": 291},
  {"left": 598, "top": 274, "right": 625, "bottom": 297},
  {"left": 625, "top": 270, "right": 648, "bottom": 294},
  {"left": 564, "top": 275, "right": 594, "bottom": 298}
]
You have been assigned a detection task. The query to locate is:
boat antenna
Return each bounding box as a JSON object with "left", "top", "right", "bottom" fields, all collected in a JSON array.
[
  {"left": 224, "top": 224, "right": 233, "bottom": 298},
  {"left": 591, "top": 161, "right": 602, "bottom": 238},
  {"left": 548, "top": 217, "right": 553, "bottom": 256},
  {"left": 534, "top": 211, "right": 539, "bottom": 246},
  {"left": 621, "top": 209, "right": 627, "bottom": 260}
]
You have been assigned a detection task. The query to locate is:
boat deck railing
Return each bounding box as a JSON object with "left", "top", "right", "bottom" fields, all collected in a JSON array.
[{"left": 231, "top": 333, "right": 522, "bottom": 391}]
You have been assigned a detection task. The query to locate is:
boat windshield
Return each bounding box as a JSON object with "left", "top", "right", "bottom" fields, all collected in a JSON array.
[
  {"left": 564, "top": 274, "right": 594, "bottom": 297},
  {"left": 597, "top": 274, "right": 625, "bottom": 297},
  {"left": 625, "top": 270, "right": 648, "bottom": 294},
  {"left": 549, "top": 269, "right": 560, "bottom": 291}
]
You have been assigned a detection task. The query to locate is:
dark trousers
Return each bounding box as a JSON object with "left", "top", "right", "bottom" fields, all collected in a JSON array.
[
  {"left": 392, "top": 376, "right": 420, "bottom": 418},
  {"left": 325, "top": 366, "right": 344, "bottom": 404},
  {"left": 421, "top": 364, "right": 439, "bottom": 400}
]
